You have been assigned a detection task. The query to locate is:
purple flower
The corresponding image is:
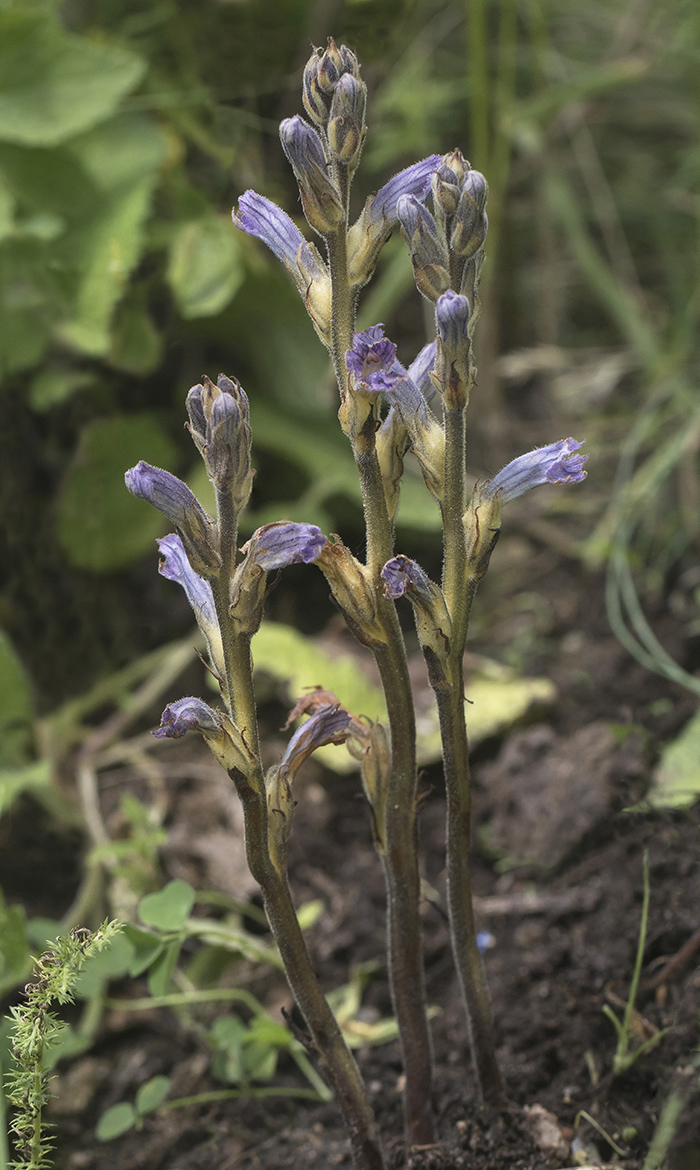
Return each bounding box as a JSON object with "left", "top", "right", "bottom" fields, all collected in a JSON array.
[
  {"left": 280, "top": 115, "right": 329, "bottom": 173},
  {"left": 436, "top": 289, "right": 470, "bottom": 349},
  {"left": 242, "top": 521, "right": 327, "bottom": 571},
  {"left": 281, "top": 703, "right": 355, "bottom": 778},
  {"left": 345, "top": 325, "right": 398, "bottom": 392},
  {"left": 407, "top": 341, "right": 437, "bottom": 397},
  {"left": 153, "top": 697, "right": 220, "bottom": 739},
  {"left": 157, "top": 534, "right": 216, "bottom": 629},
  {"left": 125, "top": 462, "right": 203, "bottom": 528},
  {"left": 367, "top": 156, "right": 442, "bottom": 227},
  {"left": 279, "top": 116, "right": 343, "bottom": 234},
  {"left": 125, "top": 461, "right": 219, "bottom": 572},
  {"left": 381, "top": 555, "right": 431, "bottom": 600},
  {"left": 484, "top": 438, "right": 588, "bottom": 503},
  {"left": 233, "top": 191, "right": 326, "bottom": 281}
]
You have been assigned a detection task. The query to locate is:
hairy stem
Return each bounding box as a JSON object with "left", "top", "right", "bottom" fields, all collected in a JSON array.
[
  {"left": 439, "top": 396, "right": 507, "bottom": 1106},
  {"left": 327, "top": 216, "right": 434, "bottom": 1147},
  {"left": 215, "top": 555, "right": 385, "bottom": 1170},
  {"left": 434, "top": 662, "right": 507, "bottom": 1108}
]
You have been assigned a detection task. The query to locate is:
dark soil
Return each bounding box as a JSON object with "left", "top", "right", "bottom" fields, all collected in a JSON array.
[{"left": 4, "top": 553, "right": 700, "bottom": 1170}]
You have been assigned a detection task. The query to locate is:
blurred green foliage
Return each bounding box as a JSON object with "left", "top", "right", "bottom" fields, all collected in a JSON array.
[{"left": 0, "top": 0, "right": 698, "bottom": 706}]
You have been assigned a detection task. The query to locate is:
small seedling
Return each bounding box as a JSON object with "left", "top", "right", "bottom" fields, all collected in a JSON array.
[
  {"left": 602, "top": 851, "right": 669, "bottom": 1074},
  {"left": 4, "top": 921, "right": 121, "bottom": 1170}
]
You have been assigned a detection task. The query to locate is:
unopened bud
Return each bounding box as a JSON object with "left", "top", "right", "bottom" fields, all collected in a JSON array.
[
  {"left": 125, "top": 462, "right": 220, "bottom": 575},
  {"left": 328, "top": 73, "right": 367, "bottom": 170},
  {"left": 435, "top": 290, "right": 471, "bottom": 408},
  {"left": 397, "top": 194, "right": 450, "bottom": 302},
  {"left": 381, "top": 555, "right": 452, "bottom": 679},
  {"left": 450, "top": 172, "right": 488, "bottom": 259},
  {"left": 186, "top": 374, "right": 254, "bottom": 510},
  {"left": 302, "top": 38, "right": 361, "bottom": 130},
  {"left": 279, "top": 116, "right": 343, "bottom": 235}
]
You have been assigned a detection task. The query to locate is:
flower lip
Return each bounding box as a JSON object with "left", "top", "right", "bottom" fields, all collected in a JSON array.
[
  {"left": 368, "top": 155, "right": 442, "bottom": 226},
  {"left": 153, "top": 697, "right": 219, "bottom": 739},
  {"left": 243, "top": 521, "right": 327, "bottom": 571},
  {"left": 157, "top": 534, "right": 217, "bottom": 629},
  {"left": 484, "top": 438, "right": 588, "bottom": 503},
  {"left": 345, "top": 324, "right": 398, "bottom": 392},
  {"left": 381, "top": 554, "right": 430, "bottom": 600}
]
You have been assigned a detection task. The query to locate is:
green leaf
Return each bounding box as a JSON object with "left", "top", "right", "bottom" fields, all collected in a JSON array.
[
  {"left": 139, "top": 880, "right": 195, "bottom": 932},
  {"left": 0, "top": 13, "right": 145, "bottom": 147},
  {"left": 647, "top": 709, "right": 700, "bottom": 808},
  {"left": 147, "top": 938, "right": 181, "bottom": 997},
  {"left": 96, "top": 1102, "right": 137, "bottom": 1142},
  {"left": 58, "top": 177, "right": 157, "bottom": 357},
  {"left": 167, "top": 215, "right": 244, "bottom": 319},
  {"left": 0, "top": 761, "right": 51, "bottom": 817},
  {"left": 28, "top": 368, "right": 98, "bottom": 412},
  {"left": 67, "top": 113, "right": 167, "bottom": 192},
  {"left": 56, "top": 413, "right": 178, "bottom": 571},
  {"left": 122, "top": 924, "right": 165, "bottom": 978},
  {"left": 135, "top": 1075, "right": 170, "bottom": 1116},
  {"left": 0, "top": 629, "right": 34, "bottom": 766}
]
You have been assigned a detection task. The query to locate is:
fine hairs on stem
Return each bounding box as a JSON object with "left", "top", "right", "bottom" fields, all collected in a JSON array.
[
  {"left": 125, "top": 35, "right": 588, "bottom": 1168},
  {"left": 5, "top": 922, "right": 122, "bottom": 1170}
]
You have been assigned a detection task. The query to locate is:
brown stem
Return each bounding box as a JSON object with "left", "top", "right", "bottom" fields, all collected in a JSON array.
[{"left": 433, "top": 661, "right": 508, "bottom": 1108}]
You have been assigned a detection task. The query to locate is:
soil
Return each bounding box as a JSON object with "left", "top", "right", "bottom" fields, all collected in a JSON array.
[{"left": 3, "top": 550, "right": 700, "bottom": 1170}]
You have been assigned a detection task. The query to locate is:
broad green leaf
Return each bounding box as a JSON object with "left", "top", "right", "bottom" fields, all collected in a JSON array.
[
  {"left": 0, "top": 13, "right": 145, "bottom": 147},
  {"left": 647, "top": 709, "right": 700, "bottom": 808},
  {"left": 167, "top": 215, "right": 244, "bottom": 319},
  {"left": 0, "top": 629, "right": 34, "bottom": 766},
  {"left": 58, "top": 177, "right": 156, "bottom": 357},
  {"left": 147, "top": 938, "right": 181, "bottom": 997},
  {"left": 0, "top": 761, "right": 51, "bottom": 817},
  {"left": 96, "top": 1102, "right": 136, "bottom": 1142},
  {"left": 56, "top": 413, "right": 177, "bottom": 571},
  {"left": 67, "top": 113, "right": 167, "bottom": 192},
  {"left": 0, "top": 901, "right": 30, "bottom": 997},
  {"left": 122, "top": 924, "right": 165, "bottom": 978},
  {"left": 139, "top": 880, "right": 195, "bottom": 932},
  {"left": 28, "top": 368, "right": 97, "bottom": 412},
  {"left": 135, "top": 1075, "right": 170, "bottom": 1116}
]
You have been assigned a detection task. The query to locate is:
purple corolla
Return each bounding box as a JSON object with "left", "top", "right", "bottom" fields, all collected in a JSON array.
[{"left": 484, "top": 439, "right": 588, "bottom": 503}]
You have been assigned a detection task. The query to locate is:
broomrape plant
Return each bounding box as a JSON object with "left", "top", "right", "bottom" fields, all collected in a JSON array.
[{"left": 125, "top": 37, "right": 587, "bottom": 1169}]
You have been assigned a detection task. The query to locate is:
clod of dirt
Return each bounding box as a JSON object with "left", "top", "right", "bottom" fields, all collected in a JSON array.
[
  {"left": 521, "top": 1104, "right": 571, "bottom": 1162},
  {"left": 480, "top": 722, "right": 648, "bottom": 867}
]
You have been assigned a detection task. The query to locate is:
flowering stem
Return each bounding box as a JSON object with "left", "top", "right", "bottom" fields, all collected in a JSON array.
[
  {"left": 439, "top": 400, "right": 507, "bottom": 1107},
  {"left": 224, "top": 737, "right": 386, "bottom": 1170},
  {"left": 208, "top": 494, "right": 385, "bottom": 1170},
  {"left": 327, "top": 222, "right": 434, "bottom": 1147}
]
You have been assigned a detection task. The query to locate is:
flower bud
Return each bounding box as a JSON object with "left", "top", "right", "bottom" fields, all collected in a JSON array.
[
  {"left": 381, "top": 555, "right": 452, "bottom": 678},
  {"left": 347, "top": 720, "right": 391, "bottom": 854},
  {"left": 125, "top": 462, "right": 220, "bottom": 575},
  {"left": 279, "top": 116, "right": 344, "bottom": 235},
  {"left": 397, "top": 194, "right": 450, "bottom": 302},
  {"left": 435, "top": 290, "right": 471, "bottom": 408},
  {"left": 186, "top": 374, "right": 254, "bottom": 510},
  {"left": 346, "top": 155, "right": 441, "bottom": 287},
  {"left": 450, "top": 173, "right": 489, "bottom": 259},
  {"left": 384, "top": 374, "right": 445, "bottom": 503},
  {"left": 328, "top": 73, "right": 367, "bottom": 170}
]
